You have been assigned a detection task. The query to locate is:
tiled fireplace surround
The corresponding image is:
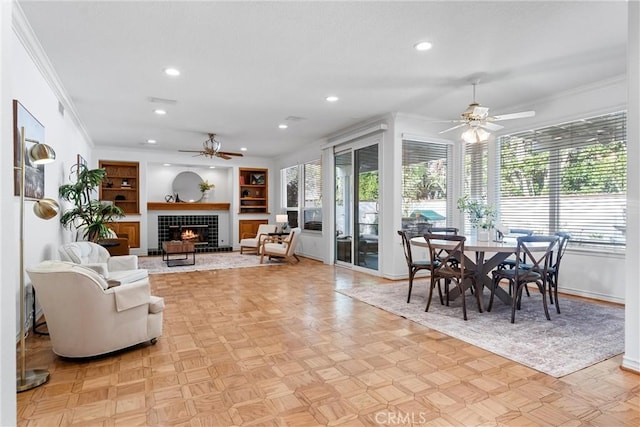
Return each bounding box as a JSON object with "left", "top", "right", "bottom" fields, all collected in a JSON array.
[{"left": 148, "top": 215, "right": 232, "bottom": 255}]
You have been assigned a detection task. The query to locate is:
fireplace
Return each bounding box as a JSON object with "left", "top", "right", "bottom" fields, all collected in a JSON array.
[
  {"left": 150, "top": 214, "right": 231, "bottom": 255},
  {"left": 168, "top": 224, "right": 209, "bottom": 245}
]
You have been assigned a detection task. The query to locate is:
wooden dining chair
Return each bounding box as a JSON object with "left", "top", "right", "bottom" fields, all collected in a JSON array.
[
  {"left": 424, "top": 233, "right": 482, "bottom": 321},
  {"left": 398, "top": 230, "right": 438, "bottom": 303},
  {"left": 488, "top": 235, "right": 559, "bottom": 323}
]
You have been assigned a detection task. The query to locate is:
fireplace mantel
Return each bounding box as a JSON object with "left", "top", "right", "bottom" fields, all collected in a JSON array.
[{"left": 147, "top": 202, "right": 230, "bottom": 211}]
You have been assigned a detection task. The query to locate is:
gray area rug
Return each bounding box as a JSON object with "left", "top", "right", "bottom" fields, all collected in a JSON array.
[
  {"left": 138, "top": 252, "right": 278, "bottom": 274},
  {"left": 337, "top": 283, "right": 624, "bottom": 377}
]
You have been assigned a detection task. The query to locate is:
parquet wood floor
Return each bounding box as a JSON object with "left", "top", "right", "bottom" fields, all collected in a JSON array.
[{"left": 17, "top": 257, "right": 639, "bottom": 426}]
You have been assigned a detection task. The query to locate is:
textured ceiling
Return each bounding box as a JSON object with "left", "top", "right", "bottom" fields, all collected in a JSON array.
[{"left": 18, "top": 1, "right": 627, "bottom": 159}]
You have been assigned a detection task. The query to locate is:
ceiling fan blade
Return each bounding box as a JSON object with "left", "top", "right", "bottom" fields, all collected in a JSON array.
[
  {"left": 216, "top": 153, "right": 232, "bottom": 160},
  {"left": 472, "top": 106, "right": 490, "bottom": 118},
  {"left": 178, "top": 150, "right": 204, "bottom": 153},
  {"left": 492, "top": 110, "right": 536, "bottom": 121},
  {"left": 480, "top": 122, "right": 504, "bottom": 131},
  {"left": 439, "top": 123, "right": 468, "bottom": 134},
  {"left": 217, "top": 151, "right": 244, "bottom": 157}
]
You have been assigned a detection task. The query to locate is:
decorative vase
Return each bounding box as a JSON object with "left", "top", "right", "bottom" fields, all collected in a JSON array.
[
  {"left": 201, "top": 190, "right": 210, "bottom": 202},
  {"left": 477, "top": 229, "right": 490, "bottom": 241}
]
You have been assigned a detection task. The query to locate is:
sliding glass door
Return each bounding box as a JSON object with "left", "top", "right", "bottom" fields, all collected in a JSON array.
[{"left": 334, "top": 144, "right": 379, "bottom": 270}]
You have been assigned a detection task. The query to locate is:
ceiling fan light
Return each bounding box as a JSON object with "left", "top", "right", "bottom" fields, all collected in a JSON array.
[{"left": 462, "top": 127, "right": 490, "bottom": 143}]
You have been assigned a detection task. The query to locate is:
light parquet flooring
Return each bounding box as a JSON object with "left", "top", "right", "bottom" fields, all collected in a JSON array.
[{"left": 17, "top": 257, "right": 639, "bottom": 426}]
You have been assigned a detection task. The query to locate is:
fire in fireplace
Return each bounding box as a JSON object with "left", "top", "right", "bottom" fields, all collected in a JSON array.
[{"left": 168, "top": 225, "right": 209, "bottom": 245}]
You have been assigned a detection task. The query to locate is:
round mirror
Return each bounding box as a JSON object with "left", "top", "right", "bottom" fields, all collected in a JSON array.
[{"left": 172, "top": 171, "right": 203, "bottom": 202}]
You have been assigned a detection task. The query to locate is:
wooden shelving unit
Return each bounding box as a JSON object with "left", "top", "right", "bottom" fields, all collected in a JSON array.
[
  {"left": 99, "top": 160, "right": 140, "bottom": 214},
  {"left": 239, "top": 168, "right": 268, "bottom": 214}
]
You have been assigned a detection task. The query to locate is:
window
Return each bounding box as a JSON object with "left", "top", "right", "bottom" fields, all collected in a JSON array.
[
  {"left": 281, "top": 166, "right": 299, "bottom": 228},
  {"left": 280, "top": 159, "right": 323, "bottom": 231},
  {"left": 401, "top": 139, "right": 453, "bottom": 233},
  {"left": 462, "top": 140, "right": 489, "bottom": 233},
  {"left": 303, "top": 160, "right": 322, "bottom": 231},
  {"left": 497, "top": 111, "right": 627, "bottom": 247}
]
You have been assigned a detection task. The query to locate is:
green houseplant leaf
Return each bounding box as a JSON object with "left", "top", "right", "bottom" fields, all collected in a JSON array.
[{"left": 59, "top": 164, "right": 124, "bottom": 242}]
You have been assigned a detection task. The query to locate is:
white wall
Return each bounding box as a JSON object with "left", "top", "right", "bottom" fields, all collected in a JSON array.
[
  {"left": 1, "top": 2, "right": 94, "bottom": 421},
  {"left": 146, "top": 163, "right": 232, "bottom": 203}
]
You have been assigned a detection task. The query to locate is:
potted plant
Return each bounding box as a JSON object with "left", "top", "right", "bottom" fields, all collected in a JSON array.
[
  {"left": 457, "top": 195, "right": 496, "bottom": 240},
  {"left": 199, "top": 180, "right": 215, "bottom": 201},
  {"left": 199, "top": 180, "right": 215, "bottom": 193},
  {"left": 59, "top": 164, "right": 124, "bottom": 242}
]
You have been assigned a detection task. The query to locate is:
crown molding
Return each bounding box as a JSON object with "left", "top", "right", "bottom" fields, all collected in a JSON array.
[{"left": 12, "top": 2, "right": 93, "bottom": 147}]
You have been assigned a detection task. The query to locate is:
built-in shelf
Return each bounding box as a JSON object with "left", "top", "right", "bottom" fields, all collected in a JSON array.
[
  {"left": 147, "top": 202, "right": 231, "bottom": 211},
  {"left": 239, "top": 168, "right": 268, "bottom": 214},
  {"left": 99, "top": 160, "right": 139, "bottom": 214}
]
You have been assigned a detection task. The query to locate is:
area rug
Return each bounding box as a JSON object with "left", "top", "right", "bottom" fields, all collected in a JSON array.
[
  {"left": 337, "top": 283, "right": 624, "bottom": 377},
  {"left": 138, "top": 252, "right": 279, "bottom": 274}
]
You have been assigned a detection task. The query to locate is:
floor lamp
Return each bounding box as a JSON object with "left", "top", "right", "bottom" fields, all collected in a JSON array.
[{"left": 15, "top": 126, "right": 58, "bottom": 392}]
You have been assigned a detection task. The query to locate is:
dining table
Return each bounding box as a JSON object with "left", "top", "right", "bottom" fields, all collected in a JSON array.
[{"left": 410, "top": 235, "right": 549, "bottom": 307}]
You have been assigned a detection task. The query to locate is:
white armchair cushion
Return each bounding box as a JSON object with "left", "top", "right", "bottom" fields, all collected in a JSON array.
[
  {"left": 59, "top": 242, "right": 146, "bottom": 284},
  {"left": 240, "top": 224, "right": 277, "bottom": 253},
  {"left": 107, "top": 255, "right": 138, "bottom": 271}
]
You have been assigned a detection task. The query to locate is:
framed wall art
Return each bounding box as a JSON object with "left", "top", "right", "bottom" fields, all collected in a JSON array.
[{"left": 13, "top": 100, "right": 46, "bottom": 199}]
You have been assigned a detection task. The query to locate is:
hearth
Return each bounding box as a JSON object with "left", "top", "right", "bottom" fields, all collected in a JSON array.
[{"left": 149, "top": 214, "right": 231, "bottom": 255}]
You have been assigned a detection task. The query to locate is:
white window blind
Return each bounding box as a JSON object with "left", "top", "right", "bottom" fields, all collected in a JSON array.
[
  {"left": 303, "top": 159, "right": 322, "bottom": 231},
  {"left": 497, "top": 111, "right": 627, "bottom": 247},
  {"left": 401, "top": 140, "right": 453, "bottom": 233},
  {"left": 462, "top": 140, "right": 488, "bottom": 233}
]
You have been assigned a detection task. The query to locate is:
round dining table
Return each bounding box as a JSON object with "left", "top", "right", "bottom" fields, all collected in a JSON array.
[{"left": 410, "top": 235, "right": 548, "bottom": 307}]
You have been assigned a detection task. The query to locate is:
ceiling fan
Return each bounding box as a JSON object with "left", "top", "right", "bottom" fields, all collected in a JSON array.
[
  {"left": 178, "top": 133, "right": 244, "bottom": 160},
  {"left": 439, "top": 83, "right": 536, "bottom": 143}
]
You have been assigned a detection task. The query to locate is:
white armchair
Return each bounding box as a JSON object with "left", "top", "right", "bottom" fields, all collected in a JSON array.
[
  {"left": 59, "top": 241, "right": 147, "bottom": 284},
  {"left": 260, "top": 227, "right": 301, "bottom": 264},
  {"left": 240, "top": 223, "right": 277, "bottom": 254},
  {"left": 27, "top": 260, "right": 164, "bottom": 358}
]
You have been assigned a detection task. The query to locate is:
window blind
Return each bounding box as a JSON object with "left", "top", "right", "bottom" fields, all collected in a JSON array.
[
  {"left": 462, "top": 140, "right": 488, "bottom": 233},
  {"left": 401, "top": 140, "right": 453, "bottom": 232},
  {"left": 303, "top": 159, "right": 322, "bottom": 231},
  {"left": 497, "top": 111, "right": 627, "bottom": 247}
]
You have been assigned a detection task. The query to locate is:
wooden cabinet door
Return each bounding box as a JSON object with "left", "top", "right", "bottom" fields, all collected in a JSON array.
[
  {"left": 239, "top": 219, "right": 268, "bottom": 242},
  {"left": 108, "top": 221, "right": 140, "bottom": 248}
]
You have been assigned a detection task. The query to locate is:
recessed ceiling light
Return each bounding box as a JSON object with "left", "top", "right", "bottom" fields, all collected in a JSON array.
[
  {"left": 240, "top": 147, "right": 247, "bottom": 152},
  {"left": 326, "top": 96, "right": 339, "bottom": 102},
  {"left": 163, "top": 163, "right": 171, "bottom": 166},
  {"left": 209, "top": 166, "right": 216, "bottom": 169},
  {"left": 414, "top": 41, "right": 433, "bottom": 51},
  {"left": 147, "top": 139, "right": 157, "bottom": 144},
  {"left": 278, "top": 124, "right": 288, "bottom": 129},
  {"left": 164, "top": 67, "right": 180, "bottom": 76},
  {"left": 154, "top": 109, "right": 167, "bottom": 115}
]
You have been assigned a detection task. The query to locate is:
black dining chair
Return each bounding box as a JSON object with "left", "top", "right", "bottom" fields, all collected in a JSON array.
[
  {"left": 398, "top": 230, "right": 439, "bottom": 304},
  {"left": 424, "top": 233, "right": 482, "bottom": 321},
  {"left": 496, "top": 228, "right": 535, "bottom": 295},
  {"left": 547, "top": 232, "right": 571, "bottom": 313},
  {"left": 488, "top": 235, "right": 559, "bottom": 323}
]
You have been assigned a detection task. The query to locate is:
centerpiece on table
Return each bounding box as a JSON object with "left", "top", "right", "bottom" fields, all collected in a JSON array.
[
  {"left": 457, "top": 195, "right": 496, "bottom": 241},
  {"left": 199, "top": 180, "right": 215, "bottom": 201}
]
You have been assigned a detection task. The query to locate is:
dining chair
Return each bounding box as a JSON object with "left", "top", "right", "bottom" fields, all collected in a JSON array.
[
  {"left": 397, "top": 230, "right": 438, "bottom": 303},
  {"left": 496, "top": 228, "right": 535, "bottom": 295},
  {"left": 488, "top": 235, "right": 559, "bottom": 323},
  {"left": 424, "top": 233, "right": 482, "bottom": 321},
  {"left": 547, "top": 231, "right": 571, "bottom": 313},
  {"left": 425, "top": 226, "right": 461, "bottom": 270}
]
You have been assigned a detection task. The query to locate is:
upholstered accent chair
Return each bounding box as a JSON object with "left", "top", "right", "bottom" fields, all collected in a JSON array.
[
  {"left": 58, "top": 241, "right": 148, "bottom": 285},
  {"left": 27, "top": 260, "right": 164, "bottom": 358},
  {"left": 240, "top": 224, "right": 277, "bottom": 254},
  {"left": 260, "top": 227, "right": 301, "bottom": 264}
]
